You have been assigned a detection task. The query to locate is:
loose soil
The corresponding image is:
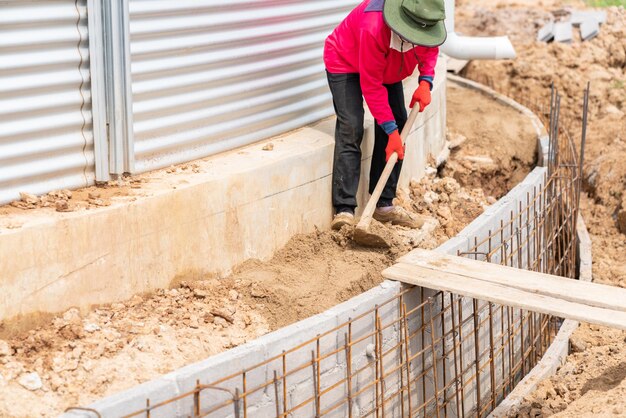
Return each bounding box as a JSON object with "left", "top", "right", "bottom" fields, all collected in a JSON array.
[
  {"left": 0, "top": 83, "right": 537, "bottom": 416},
  {"left": 455, "top": 1, "right": 626, "bottom": 416},
  {"left": 445, "top": 83, "right": 537, "bottom": 198}
]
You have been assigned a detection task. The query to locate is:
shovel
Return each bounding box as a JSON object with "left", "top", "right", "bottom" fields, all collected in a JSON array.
[{"left": 353, "top": 106, "right": 420, "bottom": 248}]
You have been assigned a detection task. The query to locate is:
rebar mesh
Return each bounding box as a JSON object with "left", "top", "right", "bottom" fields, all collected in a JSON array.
[{"left": 81, "top": 82, "right": 588, "bottom": 418}]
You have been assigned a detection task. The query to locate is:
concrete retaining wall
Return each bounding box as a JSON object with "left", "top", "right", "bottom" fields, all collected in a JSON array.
[
  {"left": 62, "top": 76, "right": 559, "bottom": 418},
  {"left": 0, "top": 62, "right": 446, "bottom": 331}
]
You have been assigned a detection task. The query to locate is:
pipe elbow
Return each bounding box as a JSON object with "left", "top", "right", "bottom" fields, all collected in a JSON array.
[{"left": 441, "top": 32, "right": 516, "bottom": 60}]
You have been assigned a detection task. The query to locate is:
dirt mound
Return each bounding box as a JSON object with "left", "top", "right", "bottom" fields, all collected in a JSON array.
[
  {"left": 458, "top": 2, "right": 626, "bottom": 416},
  {"left": 444, "top": 83, "right": 538, "bottom": 198},
  {"left": 0, "top": 82, "right": 537, "bottom": 417},
  {"left": 228, "top": 228, "right": 398, "bottom": 330}
]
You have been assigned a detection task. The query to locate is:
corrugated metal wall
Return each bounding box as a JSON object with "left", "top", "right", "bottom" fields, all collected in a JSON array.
[
  {"left": 128, "top": 0, "right": 359, "bottom": 173},
  {"left": 0, "top": 0, "right": 94, "bottom": 204},
  {"left": 0, "top": 0, "right": 361, "bottom": 201}
]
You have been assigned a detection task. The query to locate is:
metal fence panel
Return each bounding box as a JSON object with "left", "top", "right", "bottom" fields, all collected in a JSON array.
[
  {"left": 0, "top": 0, "right": 94, "bottom": 204},
  {"left": 128, "top": 0, "right": 359, "bottom": 173}
]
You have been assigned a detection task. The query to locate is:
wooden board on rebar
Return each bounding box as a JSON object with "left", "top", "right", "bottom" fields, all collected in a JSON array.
[{"left": 383, "top": 249, "right": 626, "bottom": 331}]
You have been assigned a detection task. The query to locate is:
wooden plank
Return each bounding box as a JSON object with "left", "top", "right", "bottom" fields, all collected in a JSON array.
[
  {"left": 383, "top": 262, "right": 626, "bottom": 331},
  {"left": 398, "top": 249, "right": 626, "bottom": 313}
]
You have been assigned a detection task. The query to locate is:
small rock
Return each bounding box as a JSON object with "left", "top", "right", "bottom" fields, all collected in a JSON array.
[
  {"left": 486, "top": 196, "right": 497, "bottom": 204},
  {"left": 214, "top": 317, "right": 228, "bottom": 327},
  {"left": 89, "top": 198, "right": 111, "bottom": 207},
  {"left": 570, "top": 336, "right": 588, "bottom": 353},
  {"left": 55, "top": 200, "right": 71, "bottom": 212},
  {"left": 51, "top": 356, "right": 65, "bottom": 374},
  {"left": 193, "top": 288, "right": 209, "bottom": 298},
  {"left": 262, "top": 143, "right": 274, "bottom": 151},
  {"left": 19, "top": 192, "right": 39, "bottom": 205},
  {"left": 447, "top": 132, "right": 467, "bottom": 149},
  {"left": 0, "top": 340, "right": 13, "bottom": 357},
  {"left": 436, "top": 206, "right": 452, "bottom": 220},
  {"left": 18, "top": 372, "right": 42, "bottom": 391},
  {"left": 211, "top": 308, "right": 234, "bottom": 324},
  {"left": 424, "top": 166, "right": 437, "bottom": 177},
  {"left": 250, "top": 286, "right": 266, "bottom": 298},
  {"left": 83, "top": 323, "right": 100, "bottom": 333},
  {"left": 228, "top": 290, "right": 239, "bottom": 300},
  {"left": 48, "top": 374, "right": 64, "bottom": 391},
  {"left": 189, "top": 316, "right": 200, "bottom": 329},
  {"left": 423, "top": 191, "right": 439, "bottom": 205},
  {"left": 604, "top": 104, "right": 624, "bottom": 118}
]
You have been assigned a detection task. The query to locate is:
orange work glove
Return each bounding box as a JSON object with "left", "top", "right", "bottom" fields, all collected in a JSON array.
[
  {"left": 410, "top": 80, "right": 432, "bottom": 112},
  {"left": 385, "top": 130, "right": 404, "bottom": 162}
]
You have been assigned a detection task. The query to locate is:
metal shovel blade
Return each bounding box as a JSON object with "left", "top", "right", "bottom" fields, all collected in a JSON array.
[{"left": 353, "top": 221, "right": 393, "bottom": 248}]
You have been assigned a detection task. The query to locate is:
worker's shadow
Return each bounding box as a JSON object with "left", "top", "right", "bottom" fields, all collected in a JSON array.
[{"left": 580, "top": 361, "right": 626, "bottom": 396}]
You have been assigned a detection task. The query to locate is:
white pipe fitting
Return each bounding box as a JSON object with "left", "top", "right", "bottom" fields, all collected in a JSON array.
[{"left": 441, "top": 0, "right": 516, "bottom": 60}]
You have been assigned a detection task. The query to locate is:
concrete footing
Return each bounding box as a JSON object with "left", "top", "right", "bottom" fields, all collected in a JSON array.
[
  {"left": 0, "top": 62, "right": 446, "bottom": 332},
  {"left": 60, "top": 75, "right": 563, "bottom": 418}
]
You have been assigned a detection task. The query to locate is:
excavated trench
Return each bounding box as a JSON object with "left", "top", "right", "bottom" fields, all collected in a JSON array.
[{"left": 0, "top": 82, "right": 538, "bottom": 417}]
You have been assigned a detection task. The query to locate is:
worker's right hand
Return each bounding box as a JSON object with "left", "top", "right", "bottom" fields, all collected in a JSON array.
[{"left": 385, "top": 130, "right": 404, "bottom": 161}]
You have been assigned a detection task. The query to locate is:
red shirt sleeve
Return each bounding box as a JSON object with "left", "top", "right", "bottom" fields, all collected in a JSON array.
[
  {"left": 358, "top": 27, "right": 395, "bottom": 126},
  {"left": 415, "top": 45, "right": 439, "bottom": 77}
]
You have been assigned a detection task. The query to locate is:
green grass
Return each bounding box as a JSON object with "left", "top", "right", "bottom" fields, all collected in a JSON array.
[
  {"left": 584, "top": 0, "right": 626, "bottom": 7},
  {"left": 611, "top": 80, "right": 625, "bottom": 90}
]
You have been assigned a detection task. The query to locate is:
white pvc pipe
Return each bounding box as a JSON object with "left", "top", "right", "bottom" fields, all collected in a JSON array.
[
  {"left": 441, "top": 0, "right": 516, "bottom": 60},
  {"left": 442, "top": 32, "right": 516, "bottom": 60}
]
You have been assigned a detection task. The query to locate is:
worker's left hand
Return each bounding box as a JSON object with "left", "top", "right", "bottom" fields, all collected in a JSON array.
[{"left": 410, "top": 81, "right": 431, "bottom": 112}]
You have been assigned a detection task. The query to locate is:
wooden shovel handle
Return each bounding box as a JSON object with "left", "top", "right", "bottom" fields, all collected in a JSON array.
[{"left": 356, "top": 106, "right": 421, "bottom": 230}]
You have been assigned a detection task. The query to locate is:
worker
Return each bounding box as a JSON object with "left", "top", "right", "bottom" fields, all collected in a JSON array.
[{"left": 324, "top": 0, "right": 446, "bottom": 230}]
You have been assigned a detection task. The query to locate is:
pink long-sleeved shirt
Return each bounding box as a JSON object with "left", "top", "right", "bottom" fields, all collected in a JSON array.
[{"left": 323, "top": 0, "right": 439, "bottom": 130}]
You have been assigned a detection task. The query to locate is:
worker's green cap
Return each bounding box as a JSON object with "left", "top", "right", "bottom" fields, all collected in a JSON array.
[{"left": 383, "top": 0, "right": 447, "bottom": 47}]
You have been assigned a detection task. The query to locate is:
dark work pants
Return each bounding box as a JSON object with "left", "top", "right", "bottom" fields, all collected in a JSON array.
[{"left": 326, "top": 71, "right": 407, "bottom": 213}]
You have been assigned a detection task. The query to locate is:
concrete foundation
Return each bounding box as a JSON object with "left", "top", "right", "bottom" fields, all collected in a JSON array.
[
  {"left": 61, "top": 76, "right": 560, "bottom": 418},
  {"left": 0, "top": 61, "right": 446, "bottom": 331}
]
